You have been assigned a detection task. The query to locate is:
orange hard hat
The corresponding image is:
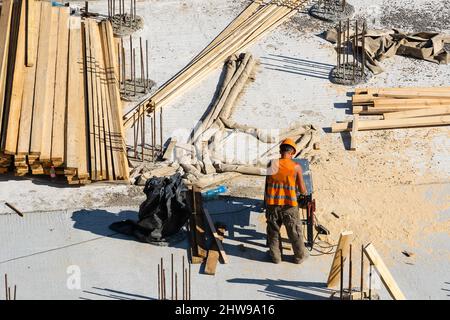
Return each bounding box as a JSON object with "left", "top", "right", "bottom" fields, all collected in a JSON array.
[{"left": 280, "top": 138, "right": 297, "bottom": 153}]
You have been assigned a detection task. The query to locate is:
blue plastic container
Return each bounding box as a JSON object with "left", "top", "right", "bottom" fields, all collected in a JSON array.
[{"left": 201, "top": 185, "right": 227, "bottom": 201}]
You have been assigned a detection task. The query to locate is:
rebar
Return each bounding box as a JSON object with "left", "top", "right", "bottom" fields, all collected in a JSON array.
[
  {"left": 349, "top": 244, "right": 352, "bottom": 295},
  {"left": 153, "top": 108, "right": 156, "bottom": 162},
  {"left": 340, "top": 249, "right": 343, "bottom": 300},
  {"left": 175, "top": 272, "right": 178, "bottom": 300},
  {"left": 360, "top": 244, "right": 364, "bottom": 299},
  {"left": 140, "top": 37, "right": 144, "bottom": 90},
  {"left": 4, "top": 274, "right": 7, "bottom": 301},
  {"left": 188, "top": 261, "right": 191, "bottom": 300},
  {"left": 182, "top": 256, "right": 185, "bottom": 300},
  {"left": 146, "top": 40, "right": 149, "bottom": 90},
  {"left": 133, "top": 49, "right": 136, "bottom": 96},
  {"left": 157, "top": 264, "right": 160, "bottom": 300},
  {"left": 141, "top": 104, "right": 144, "bottom": 161},
  {"left": 368, "top": 263, "right": 373, "bottom": 300},
  {"left": 160, "top": 107, "right": 163, "bottom": 152},
  {"left": 171, "top": 254, "right": 174, "bottom": 300}
]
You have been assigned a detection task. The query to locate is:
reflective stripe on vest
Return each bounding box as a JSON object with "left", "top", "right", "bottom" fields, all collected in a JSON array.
[{"left": 265, "top": 158, "right": 298, "bottom": 207}]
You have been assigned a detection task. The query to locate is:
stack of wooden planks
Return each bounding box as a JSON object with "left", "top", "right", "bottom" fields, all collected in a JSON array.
[
  {"left": 332, "top": 86, "right": 450, "bottom": 150},
  {"left": 0, "top": 0, "right": 129, "bottom": 183},
  {"left": 123, "top": 0, "right": 309, "bottom": 129}
]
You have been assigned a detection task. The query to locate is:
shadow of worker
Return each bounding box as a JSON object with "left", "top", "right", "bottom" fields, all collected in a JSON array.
[{"left": 71, "top": 209, "right": 139, "bottom": 240}]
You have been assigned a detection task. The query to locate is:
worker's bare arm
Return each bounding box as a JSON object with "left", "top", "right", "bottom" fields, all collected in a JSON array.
[{"left": 295, "top": 165, "right": 307, "bottom": 195}]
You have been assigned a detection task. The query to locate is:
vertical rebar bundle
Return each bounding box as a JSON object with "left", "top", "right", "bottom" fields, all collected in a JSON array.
[
  {"left": 157, "top": 255, "right": 191, "bottom": 300},
  {"left": 334, "top": 18, "right": 367, "bottom": 84},
  {"left": 4, "top": 274, "right": 16, "bottom": 300}
]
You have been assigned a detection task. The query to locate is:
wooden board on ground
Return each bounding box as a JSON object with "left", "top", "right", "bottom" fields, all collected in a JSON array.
[
  {"left": 364, "top": 243, "right": 406, "bottom": 300},
  {"left": 190, "top": 187, "right": 208, "bottom": 260},
  {"left": 327, "top": 231, "right": 353, "bottom": 288}
]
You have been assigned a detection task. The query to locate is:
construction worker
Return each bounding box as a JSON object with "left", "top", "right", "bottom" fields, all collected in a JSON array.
[{"left": 264, "top": 138, "right": 309, "bottom": 264}]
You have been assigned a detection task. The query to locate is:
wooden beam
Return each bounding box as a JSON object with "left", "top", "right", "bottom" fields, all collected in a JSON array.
[
  {"left": 66, "top": 16, "right": 88, "bottom": 179},
  {"left": 204, "top": 225, "right": 225, "bottom": 275},
  {"left": 374, "top": 98, "right": 450, "bottom": 108},
  {"left": 383, "top": 106, "right": 450, "bottom": 120},
  {"left": 332, "top": 115, "right": 450, "bottom": 132},
  {"left": 364, "top": 243, "right": 406, "bottom": 300},
  {"left": 350, "top": 114, "right": 358, "bottom": 151},
  {"left": 352, "top": 104, "right": 445, "bottom": 115},
  {"left": 38, "top": 6, "right": 59, "bottom": 163},
  {"left": 51, "top": 7, "right": 69, "bottom": 166},
  {"left": 29, "top": 1, "right": 52, "bottom": 155},
  {"left": 203, "top": 206, "right": 229, "bottom": 264},
  {"left": 17, "top": 2, "right": 41, "bottom": 155},
  {"left": 327, "top": 231, "right": 353, "bottom": 288},
  {"left": 4, "top": 0, "right": 26, "bottom": 155},
  {"left": 0, "top": 0, "right": 13, "bottom": 138}
]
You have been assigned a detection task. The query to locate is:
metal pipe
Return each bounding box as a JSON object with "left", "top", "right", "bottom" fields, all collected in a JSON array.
[
  {"left": 361, "top": 244, "right": 364, "bottom": 299},
  {"left": 340, "top": 249, "right": 344, "bottom": 300}
]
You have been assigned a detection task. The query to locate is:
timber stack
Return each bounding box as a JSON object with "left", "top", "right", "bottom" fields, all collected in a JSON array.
[
  {"left": 0, "top": 0, "right": 129, "bottom": 184},
  {"left": 332, "top": 86, "right": 450, "bottom": 150}
]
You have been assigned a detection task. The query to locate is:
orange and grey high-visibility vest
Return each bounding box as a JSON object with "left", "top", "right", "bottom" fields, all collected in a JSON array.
[{"left": 265, "top": 159, "right": 298, "bottom": 207}]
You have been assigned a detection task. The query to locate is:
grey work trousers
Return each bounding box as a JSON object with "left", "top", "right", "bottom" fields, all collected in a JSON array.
[{"left": 266, "top": 205, "right": 308, "bottom": 261}]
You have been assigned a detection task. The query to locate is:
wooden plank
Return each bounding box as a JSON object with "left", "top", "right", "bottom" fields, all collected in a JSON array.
[
  {"left": 16, "top": 1, "right": 40, "bottom": 155},
  {"left": 50, "top": 7, "right": 69, "bottom": 166},
  {"left": 38, "top": 6, "right": 59, "bottom": 163},
  {"left": 0, "top": 0, "right": 13, "bottom": 138},
  {"left": 90, "top": 20, "right": 107, "bottom": 180},
  {"left": 383, "top": 106, "right": 450, "bottom": 120},
  {"left": 352, "top": 104, "right": 444, "bottom": 115},
  {"left": 350, "top": 114, "right": 358, "bottom": 151},
  {"left": 364, "top": 243, "right": 406, "bottom": 300},
  {"left": 100, "top": 21, "right": 120, "bottom": 180},
  {"left": 378, "top": 91, "right": 450, "bottom": 99},
  {"left": 104, "top": 20, "right": 129, "bottom": 180},
  {"left": 204, "top": 225, "right": 225, "bottom": 275},
  {"left": 331, "top": 115, "right": 450, "bottom": 132},
  {"left": 92, "top": 22, "right": 113, "bottom": 180},
  {"left": 25, "top": 0, "right": 38, "bottom": 67},
  {"left": 191, "top": 188, "right": 208, "bottom": 259},
  {"left": 203, "top": 206, "right": 229, "bottom": 264},
  {"left": 4, "top": 0, "right": 26, "bottom": 154},
  {"left": 83, "top": 19, "right": 97, "bottom": 180},
  {"left": 327, "top": 231, "right": 353, "bottom": 288},
  {"left": 66, "top": 16, "right": 85, "bottom": 175},
  {"left": 374, "top": 98, "right": 450, "bottom": 108},
  {"left": 29, "top": 1, "right": 53, "bottom": 155}
]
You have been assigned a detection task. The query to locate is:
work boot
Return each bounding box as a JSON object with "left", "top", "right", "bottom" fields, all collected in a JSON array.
[{"left": 293, "top": 250, "right": 310, "bottom": 265}]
